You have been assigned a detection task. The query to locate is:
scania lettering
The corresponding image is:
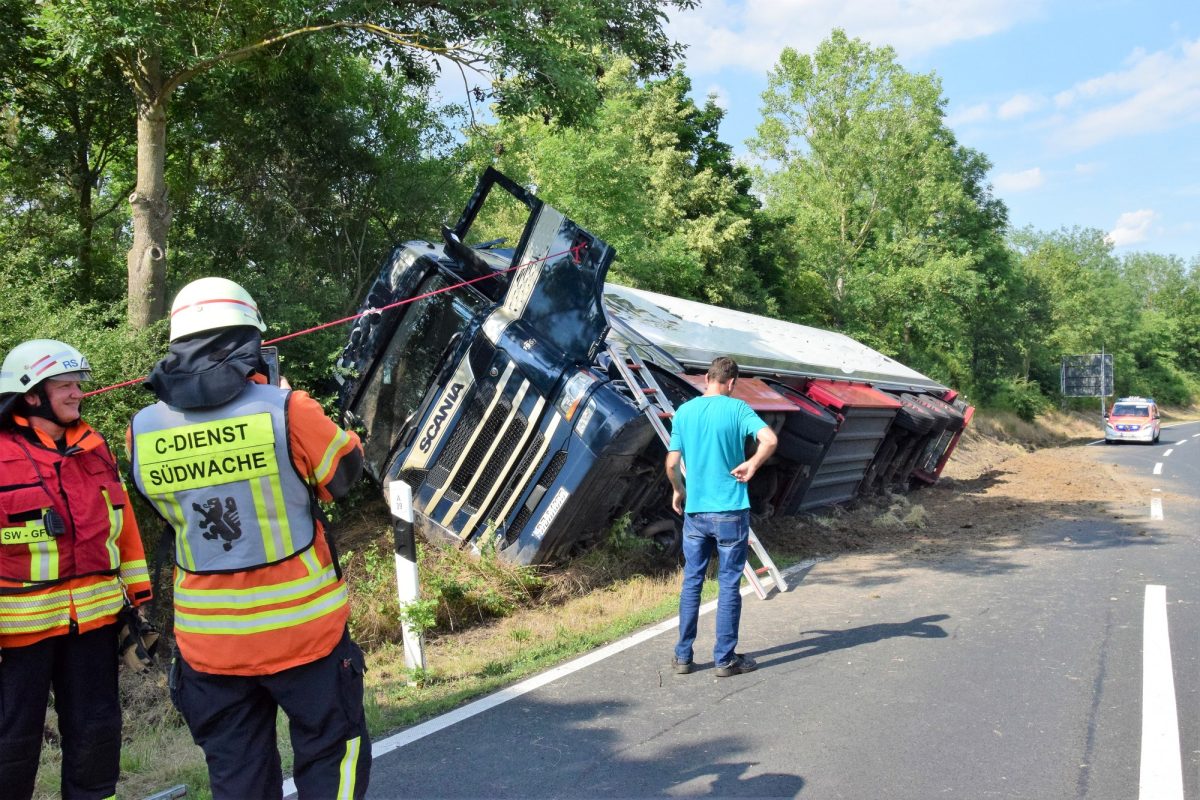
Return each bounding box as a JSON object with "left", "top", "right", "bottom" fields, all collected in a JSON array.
[{"left": 419, "top": 382, "right": 465, "bottom": 453}]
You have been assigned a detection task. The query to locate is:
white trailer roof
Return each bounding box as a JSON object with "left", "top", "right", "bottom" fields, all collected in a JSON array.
[{"left": 602, "top": 283, "right": 946, "bottom": 393}]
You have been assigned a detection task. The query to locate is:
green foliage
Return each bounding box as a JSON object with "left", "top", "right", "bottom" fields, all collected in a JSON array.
[
  {"left": 398, "top": 598, "right": 439, "bottom": 635},
  {"left": 990, "top": 377, "right": 1050, "bottom": 422},
  {"left": 749, "top": 30, "right": 1011, "bottom": 390},
  {"left": 0, "top": 270, "right": 165, "bottom": 449},
  {"left": 463, "top": 60, "right": 780, "bottom": 313},
  {"left": 344, "top": 540, "right": 547, "bottom": 640}
]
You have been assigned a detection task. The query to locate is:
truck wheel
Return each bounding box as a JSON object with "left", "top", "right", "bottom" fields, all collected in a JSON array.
[{"left": 776, "top": 429, "right": 826, "bottom": 465}]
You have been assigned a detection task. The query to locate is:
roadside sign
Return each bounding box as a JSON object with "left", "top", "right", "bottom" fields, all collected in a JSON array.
[{"left": 1061, "top": 353, "right": 1114, "bottom": 397}]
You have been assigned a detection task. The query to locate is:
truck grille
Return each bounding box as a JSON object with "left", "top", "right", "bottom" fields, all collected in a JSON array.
[
  {"left": 452, "top": 397, "right": 515, "bottom": 496},
  {"left": 427, "top": 396, "right": 484, "bottom": 492},
  {"left": 397, "top": 468, "right": 429, "bottom": 492},
  {"left": 505, "top": 450, "right": 568, "bottom": 545},
  {"left": 465, "top": 411, "right": 529, "bottom": 511},
  {"left": 486, "top": 432, "right": 545, "bottom": 527}
]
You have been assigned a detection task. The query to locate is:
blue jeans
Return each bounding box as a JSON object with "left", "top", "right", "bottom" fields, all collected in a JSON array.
[{"left": 674, "top": 509, "right": 750, "bottom": 667}]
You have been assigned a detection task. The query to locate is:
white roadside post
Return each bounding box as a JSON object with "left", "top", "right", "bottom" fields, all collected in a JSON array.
[{"left": 387, "top": 479, "right": 425, "bottom": 674}]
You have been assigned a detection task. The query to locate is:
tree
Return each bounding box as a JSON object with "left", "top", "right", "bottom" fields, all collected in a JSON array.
[
  {"left": 463, "top": 60, "right": 779, "bottom": 312},
  {"left": 31, "top": 0, "right": 695, "bottom": 326},
  {"left": 0, "top": 0, "right": 134, "bottom": 303},
  {"left": 749, "top": 29, "right": 1012, "bottom": 390},
  {"left": 164, "top": 38, "right": 465, "bottom": 385},
  {"left": 1009, "top": 227, "right": 1143, "bottom": 399}
]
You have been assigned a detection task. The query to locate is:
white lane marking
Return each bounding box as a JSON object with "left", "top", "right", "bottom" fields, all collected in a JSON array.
[
  {"left": 1140, "top": 585, "right": 1184, "bottom": 800},
  {"left": 1163, "top": 448, "right": 1173, "bottom": 457},
  {"left": 1153, "top": 463, "right": 1163, "bottom": 475},
  {"left": 282, "top": 559, "right": 820, "bottom": 797},
  {"left": 1151, "top": 498, "right": 1163, "bottom": 520}
]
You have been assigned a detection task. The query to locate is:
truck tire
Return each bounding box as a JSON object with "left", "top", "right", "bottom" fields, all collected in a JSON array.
[{"left": 776, "top": 428, "right": 826, "bottom": 466}]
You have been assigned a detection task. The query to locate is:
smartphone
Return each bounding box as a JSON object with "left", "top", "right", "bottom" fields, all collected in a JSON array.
[{"left": 260, "top": 346, "right": 281, "bottom": 386}]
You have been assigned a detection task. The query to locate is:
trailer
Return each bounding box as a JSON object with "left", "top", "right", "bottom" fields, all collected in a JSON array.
[{"left": 335, "top": 169, "right": 973, "bottom": 565}]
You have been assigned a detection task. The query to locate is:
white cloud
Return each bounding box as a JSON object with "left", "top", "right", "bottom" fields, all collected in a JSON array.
[
  {"left": 947, "top": 102, "right": 990, "bottom": 127},
  {"left": 993, "top": 167, "right": 1044, "bottom": 192},
  {"left": 997, "top": 93, "right": 1044, "bottom": 120},
  {"left": 667, "top": 0, "right": 1043, "bottom": 76},
  {"left": 1106, "top": 209, "right": 1157, "bottom": 246},
  {"left": 1052, "top": 38, "right": 1200, "bottom": 150}
]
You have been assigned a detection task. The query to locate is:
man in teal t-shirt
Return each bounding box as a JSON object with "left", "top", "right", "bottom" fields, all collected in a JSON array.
[{"left": 666, "top": 356, "right": 777, "bottom": 676}]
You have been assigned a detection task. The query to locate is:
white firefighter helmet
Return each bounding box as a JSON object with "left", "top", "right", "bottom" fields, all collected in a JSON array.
[
  {"left": 169, "top": 277, "right": 267, "bottom": 342},
  {"left": 0, "top": 339, "right": 92, "bottom": 396}
]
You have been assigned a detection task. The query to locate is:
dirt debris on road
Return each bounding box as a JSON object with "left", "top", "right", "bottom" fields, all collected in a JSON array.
[{"left": 759, "top": 414, "right": 1186, "bottom": 568}]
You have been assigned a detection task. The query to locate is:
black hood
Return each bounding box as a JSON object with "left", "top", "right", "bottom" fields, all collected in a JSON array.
[{"left": 146, "top": 327, "right": 264, "bottom": 409}]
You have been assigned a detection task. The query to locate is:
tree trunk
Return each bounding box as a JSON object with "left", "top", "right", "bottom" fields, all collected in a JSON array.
[
  {"left": 127, "top": 88, "right": 170, "bottom": 328},
  {"left": 74, "top": 143, "right": 95, "bottom": 298}
]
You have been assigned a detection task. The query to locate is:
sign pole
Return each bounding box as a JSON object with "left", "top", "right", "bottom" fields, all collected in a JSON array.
[
  {"left": 387, "top": 479, "right": 426, "bottom": 675},
  {"left": 1100, "top": 346, "right": 1106, "bottom": 419}
]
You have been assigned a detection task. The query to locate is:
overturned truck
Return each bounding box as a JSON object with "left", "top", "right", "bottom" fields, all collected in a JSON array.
[{"left": 336, "top": 169, "right": 973, "bottom": 565}]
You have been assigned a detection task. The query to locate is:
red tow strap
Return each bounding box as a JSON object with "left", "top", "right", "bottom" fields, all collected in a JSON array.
[{"left": 84, "top": 242, "right": 587, "bottom": 398}]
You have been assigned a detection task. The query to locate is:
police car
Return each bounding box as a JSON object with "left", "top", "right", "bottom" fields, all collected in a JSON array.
[{"left": 1104, "top": 396, "right": 1160, "bottom": 444}]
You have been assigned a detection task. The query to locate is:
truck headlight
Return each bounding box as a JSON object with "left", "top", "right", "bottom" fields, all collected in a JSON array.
[{"left": 556, "top": 370, "right": 597, "bottom": 421}]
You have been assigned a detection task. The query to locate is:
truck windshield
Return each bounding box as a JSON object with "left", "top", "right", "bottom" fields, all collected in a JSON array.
[{"left": 355, "top": 272, "right": 486, "bottom": 475}]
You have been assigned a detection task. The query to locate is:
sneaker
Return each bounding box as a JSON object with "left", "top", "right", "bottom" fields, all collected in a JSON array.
[
  {"left": 671, "top": 657, "right": 694, "bottom": 675},
  {"left": 715, "top": 654, "right": 757, "bottom": 677}
]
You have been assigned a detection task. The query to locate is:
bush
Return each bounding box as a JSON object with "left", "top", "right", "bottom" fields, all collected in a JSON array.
[
  {"left": 0, "top": 269, "right": 167, "bottom": 448},
  {"left": 990, "top": 377, "right": 1050, "bottom": 422}
]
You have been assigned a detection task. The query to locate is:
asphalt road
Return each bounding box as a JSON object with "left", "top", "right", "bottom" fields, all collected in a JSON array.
[{"left": 361, "top": 420, "right": 1200, "bottom": 800}]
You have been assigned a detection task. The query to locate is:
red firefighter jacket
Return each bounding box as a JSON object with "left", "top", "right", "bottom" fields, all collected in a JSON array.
[{"left": 0, "top": 416, "right": 152, "bottom": 648}]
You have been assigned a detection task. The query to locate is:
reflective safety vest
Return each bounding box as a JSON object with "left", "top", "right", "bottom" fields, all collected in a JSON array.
[
  {"left": 0, "top": 420, "right": 151, "bottom": 646},
  {"left": 130, "top": 383, "right": 316, "bottom": 574}
]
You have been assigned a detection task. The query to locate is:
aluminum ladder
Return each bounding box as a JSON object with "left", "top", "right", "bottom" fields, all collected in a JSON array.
[{"left": 606, "top": 342, "right": 788, "bottom": 598}]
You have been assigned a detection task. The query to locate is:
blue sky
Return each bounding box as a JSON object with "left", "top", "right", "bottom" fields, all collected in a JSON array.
[{"left": 664, "top": 0, "right": 1200, "bottom": 261}]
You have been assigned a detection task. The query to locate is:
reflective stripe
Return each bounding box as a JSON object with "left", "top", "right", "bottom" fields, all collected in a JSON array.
[
  {"left": 299, "top": 547, "right": 322, "bottom": 575},
  {"left": 250, "top": 477, "right": 279, "bottom": 562},
  {"left": 337, "top": 736, "right": 362, "bottom": 800},
  {"left": 102, "top": 487, "right": 122, "bottom": 569},
  {"left": 70, "top": 579, "right": 122, "bottom": 603},
  {"left": 75, "top": 589, "right": 124, "bottom": 624},
  {"left": 120, "top": 559, "right": 150, "bottom": 586},
  {"left": 28, "top": 539, "right": 59, "bottom": 582},
  {"left": 174, "top": 562, "right": 340, "bottom": 610},
  {"left": 0, "top": 586, "right": 71, "bottom": 611},
  {"left": 158, "top": 496, "right": 195, "bottom": 571},
  {"left": 314, "top": 427, "right": 351, "bottom": 485},
  {"left": 0, "top": 607, "right": 70, "bottom": 633},
  {"left": 0, "top": 578, "right": 123, "bottom": 633},
  {"left": 174, "top": 582, "right": 348, "bottom": 635}
]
